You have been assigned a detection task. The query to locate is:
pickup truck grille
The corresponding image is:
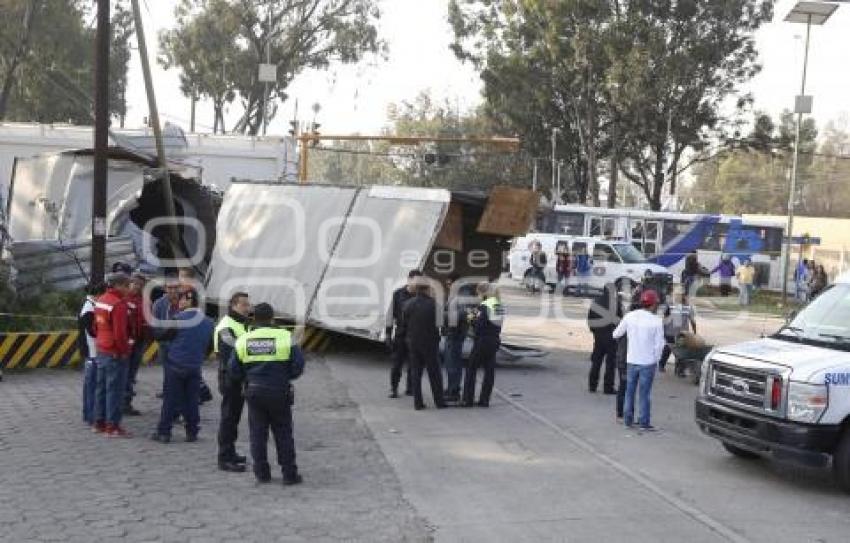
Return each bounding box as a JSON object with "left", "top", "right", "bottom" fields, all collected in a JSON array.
[{"left": 708, "top": 361, "right": 774, "bottom": 412}]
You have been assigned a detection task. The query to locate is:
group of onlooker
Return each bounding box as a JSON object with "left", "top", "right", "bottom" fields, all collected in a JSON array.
[
  {"left": 386, "top": 271, "right": 505, "bottom": 410},
  {"left": 587, "top": 281, "right": 701, "bottom": 431},
  {"left": 527, "top": 240, "right": 592, "bottom": 296},
  {"left": 795, "top": 259, "right": 829, "bottom": 303},
  {"left": 80, "top": 264, "right": 211, "bottom": 439}
]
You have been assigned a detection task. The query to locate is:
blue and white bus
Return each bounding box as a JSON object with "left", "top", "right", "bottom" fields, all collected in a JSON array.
[{"left": 534, "top": 205, "right": 786, "bottom": 289}]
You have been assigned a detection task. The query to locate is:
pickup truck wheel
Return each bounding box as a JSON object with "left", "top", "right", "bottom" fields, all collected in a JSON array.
[
  {"left": 722, "top": 442, "right": 760, "bottom": 460},
  {"left": 832, "top": 429, "right": 850, "bottom": 492}
]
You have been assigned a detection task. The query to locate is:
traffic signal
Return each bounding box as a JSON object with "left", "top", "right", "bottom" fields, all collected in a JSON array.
[{"left": 288, "top": 120, "right": 298, "bottom": 136}]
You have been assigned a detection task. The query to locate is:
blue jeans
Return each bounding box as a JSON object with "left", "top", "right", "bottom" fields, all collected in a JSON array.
[
  {"left": 624, "top": 363, "right": 656, "bottom": 427},
  {"left": 739, "top": 284, "right": 754, "bottom": 305},
  {"left": 443, "top": 336, "right": 465, "bottom": 396},
  {"left": 82, "top": 358, "right": 99, "bottom": 424},
  {"left": 94, "top": 355, "right": 128, "bottom": 425},
  {"left": 157, "top": 365, "right": 201, "bottom": 437}
]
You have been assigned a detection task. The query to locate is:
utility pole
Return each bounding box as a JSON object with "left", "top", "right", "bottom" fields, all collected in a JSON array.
[
  {"left": 551, "top": 128, "right": 559, "bottom": 203},
  {"left": 91, "top": 0, "right": 110, "bottom": 285},
  {"left": 556, "top": 160, "right": 563, "bottom": 204},
  {"left": 262, "top": 7, "right": 272, "bottom": 136},
  {"left": 190, "top": 86, "right": 196, "bottom": 133},
  {"left": 532, "top": 159, "right": 538, "bottom": 192},
  {"left": 130, "top": 0, "right": 183, "bottom": 260}
]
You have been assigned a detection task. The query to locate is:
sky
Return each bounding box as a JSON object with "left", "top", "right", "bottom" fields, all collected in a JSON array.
[{"left": 125, "top": 0, "right": 850, "bottom": 137}]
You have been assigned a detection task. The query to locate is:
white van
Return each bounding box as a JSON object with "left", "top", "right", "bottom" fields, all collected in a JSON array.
[
  {"left": 696, "top": 271, "right": 850, "bottom": 490},
  {"left": 508, "top": 234, "right": 670, "bottom": 292}
]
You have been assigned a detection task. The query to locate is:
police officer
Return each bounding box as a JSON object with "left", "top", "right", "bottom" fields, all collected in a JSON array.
[
  {"left": 399, "top": 279, "right": 446, "bottom": 411},
  {"left": 231, "top": 303, "right": 305, "bottom": 485},
  {"left": 214, "top": 292, "right": 252, "bottom": 473},
  {"left": 385, "top": 270, "right": 422, "bottom": 398},
  {"left": 462, "top": 282, "right": 505, "bottom": 408}
]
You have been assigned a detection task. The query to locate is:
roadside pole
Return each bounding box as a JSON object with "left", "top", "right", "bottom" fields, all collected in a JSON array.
[
  {"left": 130, "top": 0, "right": 183, "bottom": 261},
  {"left": 91, "top": 0, "right": 110, "bottom": 285}
]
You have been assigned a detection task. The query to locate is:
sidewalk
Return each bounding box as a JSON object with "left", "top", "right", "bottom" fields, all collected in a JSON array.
[{"left": 0, "top": 359, "right": 428, "bottom": 542}]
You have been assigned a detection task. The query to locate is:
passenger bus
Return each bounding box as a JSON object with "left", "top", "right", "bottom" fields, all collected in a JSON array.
[{"left": 529, "top": 205, "right": 786, "bottom": 289}]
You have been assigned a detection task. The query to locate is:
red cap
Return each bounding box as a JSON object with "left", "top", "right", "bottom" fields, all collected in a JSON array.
[{"left": 640, "top": 289, "right": 659, "bottom": 308}]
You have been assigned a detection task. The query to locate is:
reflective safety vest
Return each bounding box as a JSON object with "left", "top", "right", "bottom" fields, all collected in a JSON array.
[
  {"left": 235, "top": 328, "right": 292, "bottom": 364},
  {"left": 481, "top": 297, "right": 505, "bottom": 328},
  {"left": 213, "top": 315, "right": 249, "bottom": 353}
]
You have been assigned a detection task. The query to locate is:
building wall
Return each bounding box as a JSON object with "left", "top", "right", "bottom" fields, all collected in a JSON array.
[{"left": 743, "top": 214, "right": 850, "bottom": 278}]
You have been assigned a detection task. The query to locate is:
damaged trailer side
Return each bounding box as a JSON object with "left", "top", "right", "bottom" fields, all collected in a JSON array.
[
  {"left": 4, "top": 147, "right": 219, "bottom": 290},
  {"left": 205, "top": 181, "right": 538, "bottom": 343}
]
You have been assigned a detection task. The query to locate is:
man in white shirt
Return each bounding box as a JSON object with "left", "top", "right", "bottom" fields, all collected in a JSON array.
[{"left": 613, "top": 289, "right": 665, "bottom": 430}]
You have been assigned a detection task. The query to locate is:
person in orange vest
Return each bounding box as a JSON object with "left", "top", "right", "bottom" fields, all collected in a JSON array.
[{"left": 93, "top": 273, "right": 133, "bottom": 438}]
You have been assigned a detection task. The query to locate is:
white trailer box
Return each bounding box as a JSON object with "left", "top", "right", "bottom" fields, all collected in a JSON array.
[{"left": 205, "top": 182, "right": 538, "bottom": 342}]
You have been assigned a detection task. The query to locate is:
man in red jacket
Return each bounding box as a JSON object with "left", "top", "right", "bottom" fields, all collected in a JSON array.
[
  {"left": 124, "top": 272, "right": 150, "bottom": 416},
  {"left": 93, "top": 273, "right": 133, "bottom": 437}
]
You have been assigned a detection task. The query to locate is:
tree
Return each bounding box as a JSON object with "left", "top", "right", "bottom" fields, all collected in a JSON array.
[
  {"left": 449, "top": 0, "right": 774, "bottom": 210},
  {"left": 681, "top": 110, "right": 823, "bottom": 216},
  {"left": 159, "top": 0, "right": 385, "bottom": 136},
  {"left": 159, "top": 0, "right": 242, "bottom": 134},
  {"left": 309, "top": 91, "right": 531, "bottom": 190},
  {"left": 0, "top": 0, "right": 134, "bottom": 124}
]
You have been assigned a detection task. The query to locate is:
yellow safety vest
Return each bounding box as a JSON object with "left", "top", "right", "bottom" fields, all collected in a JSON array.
[
  {"left": 213, "top": 315, "right": 248, "bottom": 353},
  {"left": 235, "top": 328, "right": 292, "bottom": 364},
  {"left": 481, "top": 297, "right": 505, "bottom": 327}
]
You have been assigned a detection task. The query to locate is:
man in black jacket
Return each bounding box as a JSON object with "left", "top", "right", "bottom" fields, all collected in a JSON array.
[
  {"left": 587, "top": 283, "right": 620, "bottom": 395},
  {"left": 214, "top": 292, "right": 252, "bottom": 472},
  {"left": 386, "top": 270, "right": 422, "bottom": 398},
  {"left": 399, "top": 280, "right": 446, "bottom": 410}
]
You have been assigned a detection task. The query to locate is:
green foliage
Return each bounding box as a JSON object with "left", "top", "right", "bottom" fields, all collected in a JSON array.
[
  {"left": 0, "top": 282, "right": 82, "bottom": 332},
  {"left": 159, "top": 0, "right": 385, "bottom": 136},
  {"left": 308, "top": 91, "right": 532, "bottom": 190},
  {"left": 448, "top": 0, "right": 775, "bottom": 209},
  {"left": 0, "top": 0, "right": 134, "bottom": 124},
  {"left": 682, "top": 111, "right": 850, "bottom": 218}
]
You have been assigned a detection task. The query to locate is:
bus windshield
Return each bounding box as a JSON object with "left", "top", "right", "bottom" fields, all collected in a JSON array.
[{"left": 613, "top": 244, "right": 647, "bottom": 264}]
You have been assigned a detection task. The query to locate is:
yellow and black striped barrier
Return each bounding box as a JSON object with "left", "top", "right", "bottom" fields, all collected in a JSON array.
[{"left": 0, "top": 327, "right": 330, "bottom": 370}]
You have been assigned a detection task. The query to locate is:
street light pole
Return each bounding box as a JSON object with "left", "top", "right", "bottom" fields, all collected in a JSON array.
[
  {"left": 780, "top": 1, "right": 838, "bottom": 305},
  {"left": 783, "top": 15, "right": 811, "bottom": 305}
]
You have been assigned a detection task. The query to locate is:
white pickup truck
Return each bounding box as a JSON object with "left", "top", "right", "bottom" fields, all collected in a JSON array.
[{"left": 696, "top": 272, "right": 850, "bottom": 491}]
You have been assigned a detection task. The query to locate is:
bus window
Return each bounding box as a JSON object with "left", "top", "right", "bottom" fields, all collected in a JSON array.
[
  {"left": 631, "top": 220, "right": 644, "bottom": 240},
  {"left": 662, "top": 220, "right": 692, "bottom": 245},
  {"left": 554, "top": 212, "right": 585, "bottom": 235},
  {"left": 644, "top": 242, "right": 658, "bottom": 256},
  {"left": 603, "top": 218, "right": 616, "bottom": 237},
  {"left": 590, "top": 217, "right": 602, "bottom": 237}
]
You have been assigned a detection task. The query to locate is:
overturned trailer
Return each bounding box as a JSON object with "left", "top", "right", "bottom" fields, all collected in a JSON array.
[
  {"left": 205, "top": 181, "right": 538, "bottom": 343},
  {"left": 4, "top": 147, "right": 219, "bottom": 290}
]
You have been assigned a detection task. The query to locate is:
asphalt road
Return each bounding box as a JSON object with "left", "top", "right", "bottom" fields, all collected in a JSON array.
[
  {"left": 3, "top": 283, "right": 848, "bottom": 542},
  {"left": 325, "top": 283, "right": 850, "bottom": 543}
]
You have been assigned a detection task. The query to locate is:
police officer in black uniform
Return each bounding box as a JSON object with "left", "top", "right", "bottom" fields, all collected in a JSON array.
[
  {"left": 231, "top": 303, "right": 305, "bottom": 485},
  {"left": 386, "top": 270, "right": 422, "bottom": 398},
  {"left": 214, "top": 292, "right": 252, "bottom": 473},
  {"left": 399, "top": 279, "right": 446, "bottom": 411}
]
